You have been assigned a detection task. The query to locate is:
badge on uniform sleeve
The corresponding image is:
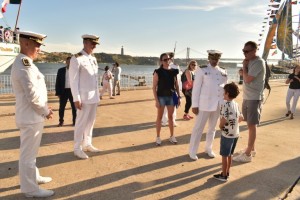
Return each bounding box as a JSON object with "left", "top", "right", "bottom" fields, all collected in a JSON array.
[{"left": 22, "top": 58, "right": 31, "bottom": 67}]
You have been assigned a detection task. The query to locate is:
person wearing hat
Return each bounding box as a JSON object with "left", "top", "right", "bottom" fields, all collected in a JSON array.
[
  {"left": 188, "top": 50, "right": 227, "bottom": 160},
  {"left": 11, "top": 31, "right": 54, "bottom": 198},
  {"left": 69, "top": 34, "right": 101, "bottom": 159}
]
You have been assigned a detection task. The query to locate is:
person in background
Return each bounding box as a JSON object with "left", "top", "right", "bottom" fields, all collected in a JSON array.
[
  {"left": 55, "top": 56, "right": 77, "bottom": 126},
  {"left": 69, "top": 34, "right": 101, "bottom": 159},
  {"left": 161, "top": 52, "right": 181, "bottom": 126},
  {"left": 189, "top": 50, "right": 227, "bottom": 160},
  {"left": 214, "top": 82, "right": 243, "bottom": 182},
  {"left": 182, "top": 60, "right": 197, "bottom": 120},
  {"left": 13, "top": 27, "right": 20, "bottom": 43},
  {"left": 0, "top": 26, "right": 4, "bottom": 42},
  {"left": 233, "top": 41, "right": 266, "bottom": 163},
  {"left": 112, "top": 62, "right": 122, "bottom": 96},
  {"left": 100, "top": 65, "right": 114, "bottom": 99},
  {"left": 153, "top": 53, "right": 181, "bottom": 146},
  {"left": 11, "top": 31, "right": 54, "bottom": 198},
  {"left": 285, "top": 64, "right": 300, "bottom": 120}
]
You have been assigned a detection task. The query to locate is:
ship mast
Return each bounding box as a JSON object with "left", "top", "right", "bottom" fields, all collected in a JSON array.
[{"left": 14, "top": 0, "right": 22, "bottom": 31}]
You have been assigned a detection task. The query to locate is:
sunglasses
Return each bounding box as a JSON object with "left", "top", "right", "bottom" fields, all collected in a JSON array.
[
  {"left": 162, "top": 58, "right": 170, "bottom": 62},
  {"left": 190, "top": 64, "right": 197, "bottom": 66},
  {"left": 242, "top": 49, "right": 255, "bottom": 54}
]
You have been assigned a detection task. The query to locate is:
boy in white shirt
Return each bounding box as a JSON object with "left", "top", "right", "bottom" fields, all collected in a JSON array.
[{"left": 214, "top": 82, "right": 243, "bottom": 182}]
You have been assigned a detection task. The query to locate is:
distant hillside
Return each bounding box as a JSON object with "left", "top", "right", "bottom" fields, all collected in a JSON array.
[{"left": 36, "top": 52, "right": 237, "bottom": 68}]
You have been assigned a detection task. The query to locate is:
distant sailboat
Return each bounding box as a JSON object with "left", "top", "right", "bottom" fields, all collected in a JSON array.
[{"left": 0, "top": 0, "right": 22, "bottom": 73}]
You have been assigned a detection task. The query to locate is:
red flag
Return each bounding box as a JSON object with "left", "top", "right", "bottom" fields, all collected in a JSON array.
[
  {"left": 291, "top": 1, "right": 297, "bottom": 4},
  {"left": 1, "top": 0, "right": 21, "bottom": 13}
]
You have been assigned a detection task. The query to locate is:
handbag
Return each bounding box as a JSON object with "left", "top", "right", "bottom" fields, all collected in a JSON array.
[{"left": 183, "top": 80, "right": 193, "bottom": 90}]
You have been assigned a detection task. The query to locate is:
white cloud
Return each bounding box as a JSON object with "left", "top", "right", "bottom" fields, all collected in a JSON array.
[{"left": 146, "top": 0, "right": 241, "bottom": 11}]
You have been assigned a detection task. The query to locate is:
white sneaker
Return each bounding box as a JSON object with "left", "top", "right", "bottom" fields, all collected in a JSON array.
[
  {"left": 207, "top": 151, "right": 216, "bottom": 158},
  {"left": 24, "top": 188, "right": 54, "bottom": 198},
  {"left": 156, "top": 137, "right": 162, "bottom": 146},
  {"left": 83, "top": 145, "right": 101, "bottom": 152},
  {"left": 235, "top": 149, "right": 256, "bottom": 157},
  {"left": 74, "top": 150, "right": 89, "bottom": 159},
  {"left": 233, "top": 153, "right": 252, "bottom": 163},
  {"left": 189, "top": 154, "right": 198, "bottom": 161},
  {"left": 173, "top": 122, "right": 179, "bottom": 127},
  {"left": 169, "top": 136, "right": 178, "bottom": 144},
  {"left": 205, "top": 150, "right": 216, "bottom": 158},
  {"left": 161, "top": 122, "right": 168, "bottom": 127},
  {"left": 37, "top": 176, "right": 52, "bottom": 184}
]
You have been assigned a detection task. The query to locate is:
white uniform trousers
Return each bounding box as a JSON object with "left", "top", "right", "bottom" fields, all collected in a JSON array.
[
  {"left": 189, "top": 108, "right": 220, "bottom": 157},
  {"left": 19, "top": 122, "right": 44, "bottom": 193},
  {"left": 162, "top": 107, "right": 176, "bottom": 124},
  {"left": 74, "top": 103, "right": 97, "bottom": 150},
  {"left": 286, "top": 88, "right": 300, "bottom": 114}
]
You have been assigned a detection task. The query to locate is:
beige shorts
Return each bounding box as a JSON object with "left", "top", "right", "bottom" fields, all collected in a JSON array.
[{"left": 242, "top": 100, "right": 262, "bottom": 125}]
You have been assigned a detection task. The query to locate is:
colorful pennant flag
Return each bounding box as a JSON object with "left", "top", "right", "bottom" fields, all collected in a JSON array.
[
  {"left": 1, "top": 0, "right": 21, "bottom": 13},
  {"left": 271, "top": 44, "right": 277, "bottom": 49},
  {"left": 272, "top": 50, "right": 278, "bottom": 56},
  {"left": 269, "top": 4, "right": 280, "bottom": 8}
]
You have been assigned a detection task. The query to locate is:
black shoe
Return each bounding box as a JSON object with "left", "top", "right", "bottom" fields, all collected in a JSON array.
[
  {"left": 213, "top": 173, "right": 228, "bottom": 182},
  {"left": 285, "top": 111, "right": 291, "bottom": 117},
  {"left": 116, "top": 93, "right": 120, "bottom": 95},
  {"left": 57, "top": 122, "right": 63, "bottom": 127}
]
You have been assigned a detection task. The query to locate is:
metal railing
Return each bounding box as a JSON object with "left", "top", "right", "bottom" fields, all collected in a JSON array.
[{"left": 0, "top": 73, "right": 289, "bottom": 95}]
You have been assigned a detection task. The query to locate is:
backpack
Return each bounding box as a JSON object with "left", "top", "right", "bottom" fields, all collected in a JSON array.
[
  {"left": 264, "top": 61, "right": 272, "bottom": 103},
  {"left": 265, "top": 62, "right": 271, "bottom": 90}
]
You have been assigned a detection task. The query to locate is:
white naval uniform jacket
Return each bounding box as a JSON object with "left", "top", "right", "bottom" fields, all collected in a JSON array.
[
  {"left": 69, "top": 50, "right": 100, "bottom": 104},
  {"left": 191, "top": 64, "right": 228, "bottom": 111},
  {"left": 11, "top": 54, "right": 49, "bottom": 126}
]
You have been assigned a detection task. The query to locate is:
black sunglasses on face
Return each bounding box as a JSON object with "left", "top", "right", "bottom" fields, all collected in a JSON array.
[{"left": 162, "top": 58, "right": 170, "bottom": 62}]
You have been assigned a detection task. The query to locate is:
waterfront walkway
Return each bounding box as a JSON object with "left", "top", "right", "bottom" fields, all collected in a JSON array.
[{"left": 0, "top": 81, "right": 299, "bottom": 199}]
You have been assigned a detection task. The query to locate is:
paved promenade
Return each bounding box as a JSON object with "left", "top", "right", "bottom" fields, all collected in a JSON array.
[{"left": 0, "top": 81, "right": 299, "bottom": 200}]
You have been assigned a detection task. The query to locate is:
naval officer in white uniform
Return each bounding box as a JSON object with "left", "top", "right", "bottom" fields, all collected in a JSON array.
[
  {"left": 11, "top": 31, "right": 54, "bottom": 198},
  {"left": 69, "top": 34, "right": 101, "bottom": 159},
  {"left": 189, "top": 50, "right": 228, "bottom": 160}
]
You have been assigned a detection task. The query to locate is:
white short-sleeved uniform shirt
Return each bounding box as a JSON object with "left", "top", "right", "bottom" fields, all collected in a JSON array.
[{"left": 220, "top": 100, "right": 241, "bottom": 138}]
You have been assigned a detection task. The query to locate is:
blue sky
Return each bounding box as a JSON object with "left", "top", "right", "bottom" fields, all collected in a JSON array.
[{"left": 1, "top": 0, "right": 299, "bottom": 59}]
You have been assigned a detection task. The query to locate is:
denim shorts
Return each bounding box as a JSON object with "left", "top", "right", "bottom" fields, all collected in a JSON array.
[
  {"left": 220, "top": 135, "right": 239, "bottom": 157},
  {"left": 158, "top": 96, "right": 175, "bottom": 106}
]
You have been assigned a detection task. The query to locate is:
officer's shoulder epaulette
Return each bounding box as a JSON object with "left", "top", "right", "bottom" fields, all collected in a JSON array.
[
  {"left": 91, "top": 53, "right": 95, "bottom": 57},
  {"left": 200, "top": 65, "right": 207, "bottom": 68},
  {"left": 220, "top": 66, "right": 225, "bottom": 70},
  {"left": 75, "top": 52, "right": 83, "bottom": 58},
  {"left": 22, "top": 58, "right": 31, "bottom": 67}
]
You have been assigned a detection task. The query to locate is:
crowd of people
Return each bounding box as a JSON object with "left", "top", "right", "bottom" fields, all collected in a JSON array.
[
  {"left": 10, "top": 28, "right": 299, "bottom": 198},
  {"left": 0, "top": 26, "right": 19, "bottom": 43}
]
